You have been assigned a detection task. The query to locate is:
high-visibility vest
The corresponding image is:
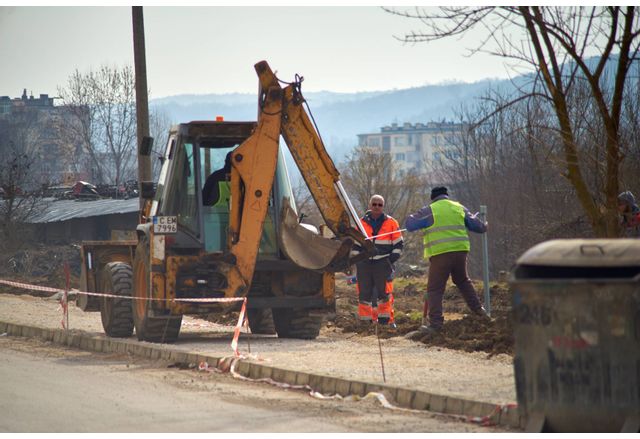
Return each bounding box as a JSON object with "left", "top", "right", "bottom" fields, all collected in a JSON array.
[
  {"left": 422, "top": 199, "right": 470, "bottom": 259},
  {"left": 212, "top": 181, "right": 231, "bottom": 208},
  {"left": 359, "top": 214, "right": 403, "bottom": 262}
]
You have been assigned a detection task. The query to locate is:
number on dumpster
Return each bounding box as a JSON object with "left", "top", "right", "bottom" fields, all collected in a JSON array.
[{"left": 153, "top": 216, "right": 177, "bottom": 234}]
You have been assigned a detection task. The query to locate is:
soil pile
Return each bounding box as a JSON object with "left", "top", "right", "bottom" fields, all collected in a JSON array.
[{"left": 333, "top": 276, "right": 514, "bottom": 356}]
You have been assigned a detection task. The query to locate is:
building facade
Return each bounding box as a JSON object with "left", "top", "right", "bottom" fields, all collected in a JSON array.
[
  {"left": 357, "top": 121, "right": 466, "bottom": 175},
  {"left": 0, "top": 89, "right": 90, "bottom": 187}
]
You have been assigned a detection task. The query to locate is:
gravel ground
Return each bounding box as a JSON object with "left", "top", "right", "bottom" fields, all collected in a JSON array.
[{"left": 0, "top": 292, "right": 516, "bottom": 405}]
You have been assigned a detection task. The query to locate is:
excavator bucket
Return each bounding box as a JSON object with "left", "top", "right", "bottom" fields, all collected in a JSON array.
[{"left": 278, "top": 198, "right": 351, "bottom": 271}]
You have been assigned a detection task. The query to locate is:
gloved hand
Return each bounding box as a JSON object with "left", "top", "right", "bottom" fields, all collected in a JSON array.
[{"left": 389, "top": 253, "right": 399, "bottom": 264}]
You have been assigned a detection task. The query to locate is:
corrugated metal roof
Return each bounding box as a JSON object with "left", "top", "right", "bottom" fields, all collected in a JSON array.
[{"left": 28, "top": 197, "right": 140, "bottom": 223}]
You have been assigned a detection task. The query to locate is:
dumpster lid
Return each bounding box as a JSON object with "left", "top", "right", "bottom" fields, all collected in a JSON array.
[{"left": 516, "top": 239, "right": 640, "bottom": 267}]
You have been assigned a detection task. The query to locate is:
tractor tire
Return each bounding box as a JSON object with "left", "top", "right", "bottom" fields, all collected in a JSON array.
[
  {"left": 272, "top": 308, "right": 323, "bottom": 339},
  {"left": 132, "top": 236, "right": 182, "bottom": 343},
  {"left": 247, "top": 308, "right": 276, "bottom": 335},
  {"left": 99, "top": 262, "right": 134, "bottom": 338}
]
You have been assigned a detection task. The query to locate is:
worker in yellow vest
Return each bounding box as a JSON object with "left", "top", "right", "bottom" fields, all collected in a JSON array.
[
  {"left": 203, "top": 151, "right": 232, "bottom": 207},
  {"left": 404, "top": 186, "right": 488, "bottom": 335}
]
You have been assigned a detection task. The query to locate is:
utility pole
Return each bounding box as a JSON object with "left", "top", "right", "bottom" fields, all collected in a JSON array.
[{"left": 132, "top": 6, "right": 151, "bottom": 209}]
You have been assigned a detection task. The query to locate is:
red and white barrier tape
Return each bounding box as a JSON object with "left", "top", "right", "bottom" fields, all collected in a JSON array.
[
  {"left": 0, "top": 279, "right": 245, "bottom": 303},
  {"left": 0, "top": 279, "right": 62, "bottom": 294},
  {"left": 0, "top": 277, "right": 249, "bottom": 355},
  {"left": 230, "top": 298, "right": 247, "bottom": 357},
  {"left": 467, "top": 402, "right": 518, "bottom": 426}
]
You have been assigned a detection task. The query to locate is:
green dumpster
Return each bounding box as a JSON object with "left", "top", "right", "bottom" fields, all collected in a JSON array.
[{"left": 509, "top": 239, "right": 640, "bottom": 432}]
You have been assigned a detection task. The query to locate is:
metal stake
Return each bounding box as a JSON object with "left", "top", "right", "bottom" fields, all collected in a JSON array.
[
  {"left": 480, "top": 205, "right": 491, "bottom": 316},
  {"left": 245, "top": 315, "right": 251, "bottom": 354},
  {"left": 375, "top": 322, "right": 386, "bottom": 383},
  {"left": 64, "top": 261, "right": 70, "bottom": 330}
]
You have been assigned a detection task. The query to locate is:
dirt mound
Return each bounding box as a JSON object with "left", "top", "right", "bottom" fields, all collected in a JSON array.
[
  {"left": 406, "top": 314, "right": 514, "bottom": 356},
  {"left": 332, "top": 276, "right": 514, "bottom": 356}
]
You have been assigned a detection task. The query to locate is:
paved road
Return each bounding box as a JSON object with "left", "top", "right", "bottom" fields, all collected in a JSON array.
[{"left": 0, "top": 336, "right": 504, "bottom": 433}]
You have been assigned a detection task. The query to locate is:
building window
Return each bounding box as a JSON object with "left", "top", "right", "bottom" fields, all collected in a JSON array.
[
  {"left": 394, "top": 136, "right": 407, "bottom": 147},
  {"left": 382, "top": 136, "right": 390, "bottom": 152},
  {"left": 368, "top": 137, "right": 380, "bottom": 147},
  {"left": 395, "top": 153, "right": 405, "bottom": 161}
]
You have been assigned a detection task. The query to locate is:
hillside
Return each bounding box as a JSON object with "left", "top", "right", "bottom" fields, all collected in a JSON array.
[{"left": 150, "top": 77, "right": 516, "bottom": 162}]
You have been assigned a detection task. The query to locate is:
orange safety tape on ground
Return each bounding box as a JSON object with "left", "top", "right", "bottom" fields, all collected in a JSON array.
[{"left": 0, "top": 277, "right": 248, "bottom": 355}]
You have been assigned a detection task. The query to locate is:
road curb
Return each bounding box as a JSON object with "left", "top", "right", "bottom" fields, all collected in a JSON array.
[{"left": 0, "top": 320, "right": 522, "bottom": 429}]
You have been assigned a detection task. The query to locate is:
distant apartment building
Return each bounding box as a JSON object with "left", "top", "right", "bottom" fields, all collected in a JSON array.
[
  {"left": 0, "top": 89, "right": 55, "bottom": 113},
  {"left": 357, "top": 121, "right": 466, "bottom": 175},
  {"left": 0, "top": 89, "right": 90, "bottom": 186}
]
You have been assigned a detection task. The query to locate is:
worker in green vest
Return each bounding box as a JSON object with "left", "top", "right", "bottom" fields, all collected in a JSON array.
[
  {"left": 202, "top": 151, "right": 232, "bottom": 207},
  {"left": 404, "top": 186, "right": 489, "bottom": 335}
]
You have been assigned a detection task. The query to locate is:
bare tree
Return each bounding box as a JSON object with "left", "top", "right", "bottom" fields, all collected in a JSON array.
[
  {"left": 435, "top": 93, "right": 587, "bottom": 275},
  {"left": 385, "top": 6, "right": 640, "bottom": 237},
  {"left": 149, "top": 108, "right": 172, "bottom": 180},
  {"left": 58, "top": 65, "right": 138, "bottom": 188},
  {"left": 0, "top": 117, "right": 48, "bottom": 253},
  {"left": 340, "top": 146, "right": 427, "bottom": 218},
  {"left": 291, "top": 178, "right": 321, "bottom": 225},
  {"left": 339, "top": 146, "right": 430, "bottom": 265}
]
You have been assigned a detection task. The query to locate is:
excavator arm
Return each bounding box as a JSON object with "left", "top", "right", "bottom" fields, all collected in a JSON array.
[
  {"left": 221, "top": 61, "right": 375, "bottom": 298},
  {"left": 254, "top": 61, "right": 375, "bottom": 269}
]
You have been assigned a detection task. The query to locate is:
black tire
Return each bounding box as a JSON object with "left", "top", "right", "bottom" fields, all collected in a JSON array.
[
  {"left": 99, "top": 262, "right": 134, "bottom": 338},
  {"left": 132, "top": 236, "right": 182, "bottom": 343},
  {"left": 247, "top": 308, "right": 276, "bottom": 335},
  {"left": 272, "top": 308, "right": 323, "bottom": 339}
]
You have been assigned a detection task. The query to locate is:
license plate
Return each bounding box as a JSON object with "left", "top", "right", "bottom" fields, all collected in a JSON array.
[{"left": 153, "top": 216, "right": 177, "bottom": 234}]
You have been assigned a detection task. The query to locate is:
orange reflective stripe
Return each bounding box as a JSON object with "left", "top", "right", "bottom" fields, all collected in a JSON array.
[
  {"left": 377, "top": 300, "right": 392, "bottom": 318},
  {"left": 358, "top": 302, "right": 373, "bottom": 320}
]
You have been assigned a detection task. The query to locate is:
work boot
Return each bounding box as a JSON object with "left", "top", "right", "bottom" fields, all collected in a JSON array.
[
  {"left": 419, "top": 325, "right": 441, "bottom": 335},
  {"left": 473, "top": 307, "right": 492, "bottom": 322},
  {"left": 404, "top": 325, "right": 440, "bottom": 340}
]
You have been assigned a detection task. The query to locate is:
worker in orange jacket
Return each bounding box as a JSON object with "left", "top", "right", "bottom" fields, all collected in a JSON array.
[{"left": 351, "top": 194, "right": 403, "bottom": 325}]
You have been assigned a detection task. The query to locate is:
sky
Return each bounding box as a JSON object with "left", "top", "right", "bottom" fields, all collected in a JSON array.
[{"left": 0, "top": 5, "right": 527, "bottom": 99}]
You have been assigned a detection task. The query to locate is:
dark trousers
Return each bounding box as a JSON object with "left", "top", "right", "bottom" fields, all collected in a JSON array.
[
  {"left": 426, "top": 251, "right": 482, "bottom": 329},
  {"left": 356, "top": 260, "right": 392, "bottom": 306}
]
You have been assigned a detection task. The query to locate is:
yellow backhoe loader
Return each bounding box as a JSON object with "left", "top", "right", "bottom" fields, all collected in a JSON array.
[{"left": 77, "top": 61, "right": 374, "bottom": 342}]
